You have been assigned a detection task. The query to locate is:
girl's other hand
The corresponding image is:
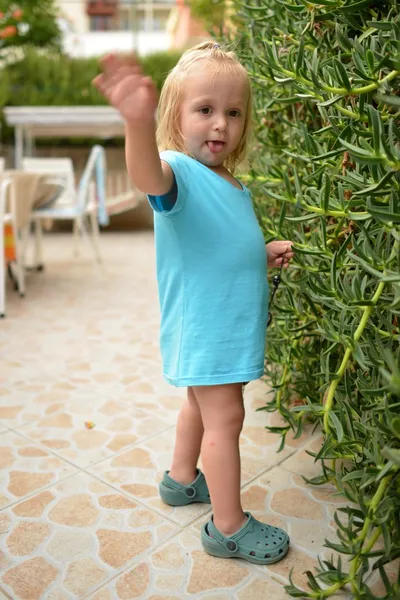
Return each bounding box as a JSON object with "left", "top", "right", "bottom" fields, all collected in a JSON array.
[
  {"left": 266, "top": 241, "right": 294, "bottom": 268},
  {"left": 92, "top": 54, "right": 158, "bottom": 125}
]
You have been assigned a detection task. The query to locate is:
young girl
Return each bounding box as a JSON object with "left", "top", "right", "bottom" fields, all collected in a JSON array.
[{"left": 94, "top": 41, "right": 294, "bottom": 565}]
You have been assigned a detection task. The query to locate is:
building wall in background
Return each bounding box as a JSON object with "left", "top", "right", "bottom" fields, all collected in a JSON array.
[{"left": 57, "top": 0, "right": 174, "bottom": 56}]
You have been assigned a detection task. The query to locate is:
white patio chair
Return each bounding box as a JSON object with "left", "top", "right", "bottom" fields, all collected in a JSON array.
[
  {"left": 21, "top": 156, "right": 76, "bottom": 267},
  {"left": 22, "top": 145, "right": 108, "bottom": 267},
  {"left": 0, "top": 177, "right": 26, "bottom": 317},
  {"left": 0, "top": 157, "right": 4, "bottom": 173}
]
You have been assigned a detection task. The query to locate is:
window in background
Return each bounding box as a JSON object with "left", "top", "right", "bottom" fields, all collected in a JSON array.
[{"left": 89, "top": 15, "right": 113, "bottom": 31}]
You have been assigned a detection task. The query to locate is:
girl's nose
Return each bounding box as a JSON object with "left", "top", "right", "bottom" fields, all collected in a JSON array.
[{"left": 213, "top": 115, "right": 227, "bottom": 131}]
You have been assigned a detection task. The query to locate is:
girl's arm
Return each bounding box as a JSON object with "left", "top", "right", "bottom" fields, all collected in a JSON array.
[
  {"left": 93, "top": 54, "right": 173, "bottom": 196},
  {"left": 124, "top": 121, "right": 173, "bottom": 196}
]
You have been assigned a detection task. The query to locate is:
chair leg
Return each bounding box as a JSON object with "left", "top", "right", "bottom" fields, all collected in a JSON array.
[
  {"left": 73, "top": 219, "right": 80, "bottom": 256},
  {"left": 34, "top": 220, "right": 44, "bottom": 270},
  {"left": 0, "top": 226, "right": 5, "bottom": 317},
  {"left": 14, "top": 228, "right": 26, "bottom": 297},
  {"left": 88, "top": 210, "right": 102, "bottom": 263}
]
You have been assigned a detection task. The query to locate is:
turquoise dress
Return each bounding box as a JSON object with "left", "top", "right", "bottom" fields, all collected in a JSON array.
[{"left": 147, "top": 151, "right": 268, "bottom": 387}]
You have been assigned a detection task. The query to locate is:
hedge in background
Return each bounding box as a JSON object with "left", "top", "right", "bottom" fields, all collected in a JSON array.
[
  {"left": 1, "top": 48, "right": 182, "bottom": 142},
  {"left": 223, "top": 1, "right": 400, "bottom": 598}
]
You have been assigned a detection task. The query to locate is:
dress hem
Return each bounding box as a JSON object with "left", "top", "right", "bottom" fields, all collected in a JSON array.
[{"left": 163, "top": 368, "right": 265, "bottom": 388}]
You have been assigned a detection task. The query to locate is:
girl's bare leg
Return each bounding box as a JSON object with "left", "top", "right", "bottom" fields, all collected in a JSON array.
[
  {"left": 193, "top": 383, "right": 247, "bottom": 536},
  {"left": 168, "top": 387, "right": 204, "bottom": 485}
]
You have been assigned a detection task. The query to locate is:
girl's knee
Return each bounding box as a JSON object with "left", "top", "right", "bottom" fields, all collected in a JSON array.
[{"left": 193, "top": 384, "right": 244, "bottom": 431}]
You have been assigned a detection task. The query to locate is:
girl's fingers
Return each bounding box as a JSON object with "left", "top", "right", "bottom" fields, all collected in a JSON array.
[
  {"left": 105, "top": 66, "right": 138, "bottom": 89},
  {"left": 100, "top": 53, "right": 141, "bottom": 76},
  {"left": 100, "top": 54, "right": 117, "bottom": 74},
  {"left": 92, "top": 74, "right": 104, "bottom": 90},
  {"left": 95, "top": 64, "right": 143, "bottom": 99}
]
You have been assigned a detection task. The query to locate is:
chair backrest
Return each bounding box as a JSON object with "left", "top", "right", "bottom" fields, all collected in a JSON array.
[
  {"left": 0, "top": 157, "right": 5, "bottom": 173},
  {"left": 76, "top": 145, "right": 106, "bottom": 217},
  {"left": 21, "top": 157, "right": 76, "bottom": 196},
  {"left": 0, "top": 177, "right": 12, "bottom": 221}
]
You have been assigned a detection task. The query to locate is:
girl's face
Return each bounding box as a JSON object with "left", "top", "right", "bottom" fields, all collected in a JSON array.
[{"left": 179, "top": 64, "right": 248, "bottom": 169}]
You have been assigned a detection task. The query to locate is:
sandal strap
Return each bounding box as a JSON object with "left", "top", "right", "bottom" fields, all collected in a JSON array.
[
  {"left": 164, "top": 470, "right": 207, "bottom": 499},
  {"left": 206, "top": 512, "right": 289, "bottom": 557},
  {"left": 206, "top": 512, "right": 255, "bottom": 552}
]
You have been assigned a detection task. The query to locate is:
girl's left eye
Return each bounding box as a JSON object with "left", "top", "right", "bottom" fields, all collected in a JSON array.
[{"left": 229, "top": 110, "right": 241, "bottom": 117}]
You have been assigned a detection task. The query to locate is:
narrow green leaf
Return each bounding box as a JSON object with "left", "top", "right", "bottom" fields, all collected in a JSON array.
[
  {"left": 369, "top": 105, "right": 383, "bottom": 155},
  {"left": 333, "top": 58, "right": 351, "bottom": 91},
  {"left": 377, "top": 94, "right": 400, "bottom": 108},
  {"left": 293, "top": 168, "right": 304, "bottom": 204},
  {"left": 352, "top": 171, "right": 395, "bottom": 197},
  {"left": 329, "top": 411, "right": 344, "bottom": 442},
  {"left": 339, "top": 0, "right": 375, "bottom": 14},
  {"left": 305, "top": 571, "right": 321, "bottom": 592},
  {"left": 295, "top": 37, "right": 305, "bottom": 75},
  {"left": 282, "top": 3, "right": 306, "bottom": 12},
  {"left": 277, "top": 202, "right": 287, "bottom": 233},
  {"left": 375, "top": 460, "right": 395, "bottom": 482},
  {"left": 311, "top": 148, "right": 345, "bottom": 161},
  {"left": 366, "top": 199, "right": 400, "bottom": 224},
  {"left": 366, "top": 20, "right": 392, "bottom": 30},
  {"left": 322, "top": 173, "right": 331, "bottom": 212},
  {"left": 338, "top": 138, "right": 376, "bottom": 158},
  {"left": 336, "top": 23, "right": 353, "bottom": 51},
  {"left": 285, "top": 213, "right": 319, "bottom": 222},
  {"left": 317, "top": 95, "right": 342, "bottom": 108},
  {"left": 330, "top": 251, "right": 338, "bottom": 291},
  {"left": 382, "top": 447, "right": 400, "bottom": 465},
  {"left": 341, "top": 470, "right": 365, "bottom": 482},
  {"left": 366, "top": 49, "right": 375, "bottom": 74}
]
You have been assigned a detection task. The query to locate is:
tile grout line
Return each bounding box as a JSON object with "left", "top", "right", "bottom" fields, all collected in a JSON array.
[
  {"left": 2, "top": 419, "right": 175, "bottom": 477},
  {"left": 0, "top": 585, "right": 13, "bottom": 600},
  {"left": 80, "top": 520, "right": 186, "bottom": 600}
]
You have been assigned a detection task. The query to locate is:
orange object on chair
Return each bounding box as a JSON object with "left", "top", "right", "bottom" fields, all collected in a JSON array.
[{"left": 4, "top": 223, "right": 16, "bottom": 262}]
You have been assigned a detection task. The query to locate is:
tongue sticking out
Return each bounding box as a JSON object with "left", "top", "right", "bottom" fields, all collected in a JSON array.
[{"left": 207, "top": 141, "right": 225, "bottom": 153}]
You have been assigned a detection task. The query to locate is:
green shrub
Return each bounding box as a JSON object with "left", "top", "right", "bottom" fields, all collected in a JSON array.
[
  {"left": 0, "top": 0, "right": 61, "bottom": 52},
  {"left": 222, "top": 1, "right": 400, "bottom": 598},
  {"left": 0, "top": 48, "right": 182, "bottom": 143}
]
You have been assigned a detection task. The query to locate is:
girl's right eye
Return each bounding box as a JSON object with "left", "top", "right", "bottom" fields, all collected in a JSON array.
[{"left": 199, "top": 107, "right": 212, "bottom": 115}]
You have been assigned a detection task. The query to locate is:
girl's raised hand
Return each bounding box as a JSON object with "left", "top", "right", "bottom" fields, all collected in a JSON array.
[
  {"left": 266, "top": 240, "right": 294, "bottom": 269},
  {"left": 92, "top": 54, "right": 158, "bottom": 125}
]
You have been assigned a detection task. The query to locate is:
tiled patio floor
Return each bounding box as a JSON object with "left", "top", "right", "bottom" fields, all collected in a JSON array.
[{"left": 0, "top": 232, "right": 351, "bottom": 599}]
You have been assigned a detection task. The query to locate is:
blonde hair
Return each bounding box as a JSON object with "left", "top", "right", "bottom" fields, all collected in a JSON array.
[{"left": 157, "top": 41, "right": 252, "bottom": 173}]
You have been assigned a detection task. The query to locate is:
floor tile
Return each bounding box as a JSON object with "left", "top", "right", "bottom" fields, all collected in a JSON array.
[
  {"left": 280, "top": 434, "right": 325, "bottom": 480},
  {"left": 0, "top": 378, "right": 77, "bottom": 430},
  {"left": 0, "top": 430, "right": 78, "bottom": 509},
  {"left": 0, "top": 471, "right": 179, "bottom": 600},
  {"left": 17, "top": 396, "right": 172, "bottom": 468},
  {"left": 87, "top": 528, "right": 288, "bottom": 599},
  {"left": 191, "top": 465, "right": 349, "bottom": 594},
  {"left": 89, "top": 429, "right": 211, "bottom": 527}
]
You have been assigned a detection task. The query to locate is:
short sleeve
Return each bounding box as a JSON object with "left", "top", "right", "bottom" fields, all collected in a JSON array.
[{"left": 147, "top": 151, "right": 189, "bottom": 216}]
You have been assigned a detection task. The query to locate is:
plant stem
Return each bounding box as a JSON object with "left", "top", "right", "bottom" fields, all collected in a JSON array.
[
  {"left": 323, "top": 281, "right": 386, "bottom": 433},
  {"left": 276, "top": 362, "right": 289, "bottom": 411},
  {"left": 362, "top": 526, "right": 381, "bottom": 555},
  {"left": 276, "top": 339, "right": 298, "bottom": 410},
  {"left": 349, "top": 476, "right": 392, "bottom": 596},
  {"left": 310, "top": 579, "right": 351, "bottom": 598}
]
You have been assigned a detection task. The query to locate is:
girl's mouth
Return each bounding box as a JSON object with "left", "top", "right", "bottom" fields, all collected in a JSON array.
[{"left": 207, "top": 141, "right": 225, "bottom": 153}]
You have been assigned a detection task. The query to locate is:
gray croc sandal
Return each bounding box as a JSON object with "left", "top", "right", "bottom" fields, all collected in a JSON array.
[
  {"left": 201, "top": 512, "right": 290, "bottom": 565},
  {"left": 159, "top": 469, "right": 211, "bottom": 506}
]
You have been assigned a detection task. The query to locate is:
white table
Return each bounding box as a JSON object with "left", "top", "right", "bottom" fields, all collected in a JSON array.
[{"left": 4, "top": 106, "right": 125, "bottom": 168}]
